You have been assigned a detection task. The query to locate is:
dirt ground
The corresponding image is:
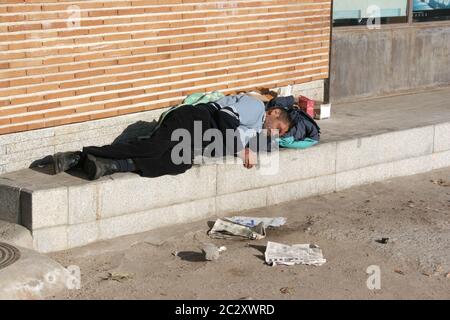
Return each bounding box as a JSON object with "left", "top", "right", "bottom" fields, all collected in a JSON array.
[{"left": 49, "top": 168, "right": 450, "bottom": 300}]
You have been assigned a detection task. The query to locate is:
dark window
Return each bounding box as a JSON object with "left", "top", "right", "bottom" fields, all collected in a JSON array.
[
  {"left": 333, "top": 0, "right": 409, "bottom": 27},
  {"left": 413, "top": 0, "right": 450, "bottom": 22}
]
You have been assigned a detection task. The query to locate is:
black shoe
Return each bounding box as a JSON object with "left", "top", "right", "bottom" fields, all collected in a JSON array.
[
  {"left": 83, "top": 154, "right": 119, "bottom": 181},
  {"left": 53, "top": 152, "right": 81, "bottom": 174},
  {"left": 29, "top": 155, "right": 54, "bottom": 169}
]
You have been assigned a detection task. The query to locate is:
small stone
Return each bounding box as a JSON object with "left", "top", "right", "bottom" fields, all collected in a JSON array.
[
  {"left": 201, "top": 243, "right": 220, "bottom": 261},
  {"left": 431, "top": 179, "right": 450, "bottom": 187},
  {"left": 280, "top": 287, "right": 295, "bottom": 294},
  {"left": 375, "top": 238, "right": 389, "bottom": 244}
]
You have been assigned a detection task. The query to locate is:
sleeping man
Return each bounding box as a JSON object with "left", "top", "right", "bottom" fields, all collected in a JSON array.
[{"left": 45, "top": 94, "right": 293, "bottom": 181}]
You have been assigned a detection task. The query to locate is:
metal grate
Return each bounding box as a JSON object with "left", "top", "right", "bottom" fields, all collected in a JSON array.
[{"left": 0, "top": 242, "right": 21, "bottom": 270}]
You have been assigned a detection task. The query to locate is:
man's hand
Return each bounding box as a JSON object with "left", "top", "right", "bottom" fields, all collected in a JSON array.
[{"left": 239, "top": 148, "right": 257, "bottom": 169}]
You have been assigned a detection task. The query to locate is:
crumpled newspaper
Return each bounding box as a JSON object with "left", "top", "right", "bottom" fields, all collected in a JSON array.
[
  {"left": 208, "top": 219, "right": 266, "bottom": 240},
  {"left": 208, "top": 216, "right": 286, "bottom": 240},
  {"left": 226, "top": 216, "right": 286, "bottom": 228},
  {"left": 265, "top": 241, "right": 326, "bottom": 266}
]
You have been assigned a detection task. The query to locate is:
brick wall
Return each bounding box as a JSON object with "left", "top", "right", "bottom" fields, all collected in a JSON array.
[{"left": 0, "top": 0, "right": 331, "bottom": 135}]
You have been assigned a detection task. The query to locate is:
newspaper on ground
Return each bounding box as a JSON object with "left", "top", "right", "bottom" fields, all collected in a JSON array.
[
  {"left": 265, "top": 241, "right": 326, "bottom": 266},
  {"left": 208, "top": 219, "right": 266, "bottom": 240},
  {"left": 226, "top": 216, "right": 287, "bottom": 229}
]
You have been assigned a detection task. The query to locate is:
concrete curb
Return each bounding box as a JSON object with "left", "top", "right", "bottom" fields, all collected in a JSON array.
[{"left": 0, "top": 121, "right": 449, "bottom": 253}]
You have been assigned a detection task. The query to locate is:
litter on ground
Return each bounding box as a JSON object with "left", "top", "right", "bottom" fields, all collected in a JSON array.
[
  {"left": 208, "top": 218, "right": 266, "bottom": 240},
  {"left": 265, "top": 241, "right": 326, "bottom": 266},
  {"left": 201, "top": 243, "right": 226, "bottom": 261},
  {"left": 430, "top": 179, "right": 450, "bottom": 187},
  {"left": 207, "top": 216, "right": 286, "bottom": 240},
  {"left": 101, "top": 272, "right": 134, "bottom": 282},
  {"left": 226, "top": 216, "right": 287, "bottom": 228}
]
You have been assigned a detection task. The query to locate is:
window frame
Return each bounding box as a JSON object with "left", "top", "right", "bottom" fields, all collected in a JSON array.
[
  {"left": 332, "top": 0, "right": 450, "bottom": 29},
  {"left": 332, "top": 0, "right": 410, "bottom": 27},
  {"left": 412, "top": 1, "right": 450, "bottom": 23}
]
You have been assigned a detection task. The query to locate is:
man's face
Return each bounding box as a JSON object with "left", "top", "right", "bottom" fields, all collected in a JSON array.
[{"left": 263, "top": 109, "right": 290, "bottom": 137}]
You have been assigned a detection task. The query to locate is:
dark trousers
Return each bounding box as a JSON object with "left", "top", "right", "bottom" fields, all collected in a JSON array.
[{"left": 80, "top": 105, "right": 214, "bottom": 178}]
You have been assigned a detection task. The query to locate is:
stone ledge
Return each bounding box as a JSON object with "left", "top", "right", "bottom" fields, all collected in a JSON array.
[{"left": 0, "top": 121, "right": 449, "bottom": 253}]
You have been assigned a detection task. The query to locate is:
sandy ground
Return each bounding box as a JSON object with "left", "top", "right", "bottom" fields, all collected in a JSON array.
[{"left": 49, "top": 168, "right": 450, "bottom": 300}]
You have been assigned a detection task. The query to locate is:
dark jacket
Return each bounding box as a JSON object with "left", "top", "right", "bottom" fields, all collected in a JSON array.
[{"left": 266, "top": 96, "right": 321, "bottom": 142}]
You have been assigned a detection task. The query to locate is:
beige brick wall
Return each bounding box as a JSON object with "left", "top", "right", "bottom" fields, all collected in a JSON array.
[{"left": 0, "top": 0, "right": 331, "bottom": 135}]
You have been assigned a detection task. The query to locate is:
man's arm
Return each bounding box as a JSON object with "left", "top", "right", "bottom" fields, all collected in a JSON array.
[
  {"left": 212, "top": 107, "right": 257, "bottom": 169},
  {"left": 237, "top": 147, "right": 257, "bottom": 169}
]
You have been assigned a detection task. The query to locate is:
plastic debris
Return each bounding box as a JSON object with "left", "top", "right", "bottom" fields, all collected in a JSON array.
[
  {"left": 101, "top": 272, "right": 134, "bottom": 282},
  {"left": 226, "top": 216, "right": 287, "bottom": 228},
  {"left": 314, "top": 103, "right": 331, "bottom": 120},
  {"left": 265, "top": 241, "right": 326, "bottom": 266},
  {"left": 430, "top": 179, "right": 450, "bottom": 187},
  {"left": 208, "top": 219, "right": 265, "bottom": 240},
  {"left": 280, "top": 287, "right": 295, "bottom": 295},
  {"left": 375, "top": 238, "right": 390, "bottom": 244}
]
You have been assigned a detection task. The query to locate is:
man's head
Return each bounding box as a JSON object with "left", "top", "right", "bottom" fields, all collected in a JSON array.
[{"left": 263, "top": 107, "right": 292, "bottom": 136}]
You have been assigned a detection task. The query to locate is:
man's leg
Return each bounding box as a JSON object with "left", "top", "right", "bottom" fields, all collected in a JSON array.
[
  {"left": 78, "top": 124, "right": 177, "bottom": 180},
  {"left": 80, "top": 105, "right": 213, "bottom": 179},
  {"left": 132, "top": 148, "right": 193, "bottom": 178},
  {"left": 81, "top": 154, "right": 138, "bottom": 180},
  {"left": 46, "top": 109, "right": 177, "bottom": 176},
  {"left": 81, "top": 114, "right": 175, "bottom": 160},
  {"left": 52, "top": 151, "right": 83, "bottom": 174}
]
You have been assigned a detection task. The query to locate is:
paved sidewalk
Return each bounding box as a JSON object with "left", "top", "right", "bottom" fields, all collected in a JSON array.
[
  {"left": 49, "top": 167, "right": 450, "bottom": 300},
  {"left": 321, "top": 86, "right": 450, "bottom": 143}
]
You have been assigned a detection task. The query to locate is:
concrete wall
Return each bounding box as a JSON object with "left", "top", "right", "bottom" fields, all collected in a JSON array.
[{"left": 330, "top": 24, "right": 450, "bottom": 102}]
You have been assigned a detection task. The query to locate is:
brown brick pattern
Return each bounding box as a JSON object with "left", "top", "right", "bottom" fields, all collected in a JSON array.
[{"left": 0, "top": 0, "right": 331, "bottom": 135}]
